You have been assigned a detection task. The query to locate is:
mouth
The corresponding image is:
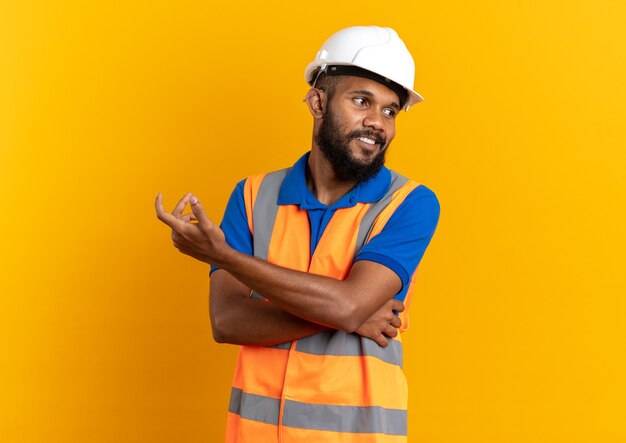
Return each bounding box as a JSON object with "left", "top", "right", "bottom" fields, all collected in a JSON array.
[
  {"left": 354, "top": 135, "right": 385, "bottom": 152},
  {"left": 356, "top": 136, "right": 377, "bottom": 146}
]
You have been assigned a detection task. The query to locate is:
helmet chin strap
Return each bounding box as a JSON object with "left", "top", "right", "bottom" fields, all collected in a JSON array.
[{"left": 310, "top": 64, "right": 328, "bottom": 89}]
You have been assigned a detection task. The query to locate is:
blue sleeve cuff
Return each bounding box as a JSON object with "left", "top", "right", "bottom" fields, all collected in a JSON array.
[
  {"left": 354, "top": 251, "right": 410, "bottom": 290},
  {"left": 210, "top": 179, "right": 252, "bottom": 275}
]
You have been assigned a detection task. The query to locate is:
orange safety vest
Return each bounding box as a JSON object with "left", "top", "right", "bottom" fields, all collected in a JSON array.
[{"left": 225, "top": 168, "right": 420, "bottom": 443}]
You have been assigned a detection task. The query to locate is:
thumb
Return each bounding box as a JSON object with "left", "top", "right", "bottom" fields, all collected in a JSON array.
[{"left": 189, "top": 195, "right": 212, "bottom": 230}]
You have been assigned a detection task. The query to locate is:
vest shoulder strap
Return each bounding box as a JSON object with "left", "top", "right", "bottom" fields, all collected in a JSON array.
[
  {"left": 250, "top": 168, "right": 290, "bottom": 261},
  {"left": 245, "top": 168, "right": 289, "bottom": 301},
  {"left": 353, "top": 170, "right": 415, "bottom": 258}
]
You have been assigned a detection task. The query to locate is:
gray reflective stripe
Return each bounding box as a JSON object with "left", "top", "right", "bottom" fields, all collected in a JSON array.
[
  {"left": 354, "top": 171, "right": 410, "bottom": 259},
  {"left": 248, "top": 169, "right": 293, "bottom": 351},
  {"left": 283, "top": 399, "right": 407, "bottom": 435},
  {"left": 250, "top": 168, "right": 289, "bottom": 301},
  {"left": 296, "top": 330, "right": 403, "bottom": 367},
  {"left": 252, "top": 168, "right": 289, "bottom": 260},
  {"left": 229, "top": 388, "right": 407, "bottom": 435},
  {"left": 228, "top": 387, "right": 280, "bottom": 425}
]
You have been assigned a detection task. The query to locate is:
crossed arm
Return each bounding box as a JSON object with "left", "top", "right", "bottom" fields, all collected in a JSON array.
[{"left": 155, "top": 192, "right": 404, "bottom": 347}]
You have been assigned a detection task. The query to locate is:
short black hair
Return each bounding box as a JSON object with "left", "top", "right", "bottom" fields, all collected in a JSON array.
[{"left": 309, "top": 68, "right": 344, "bottom": 100}]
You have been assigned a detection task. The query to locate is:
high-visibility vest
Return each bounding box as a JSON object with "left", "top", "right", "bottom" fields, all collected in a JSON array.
[{"left": 225, "top": 168, "right": 420, "bottom": 443}]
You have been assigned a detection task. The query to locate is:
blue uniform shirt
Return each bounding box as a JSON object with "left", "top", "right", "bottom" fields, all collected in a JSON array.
[{"left": 211, "top": 152, "right": 440, "bottom": 301}]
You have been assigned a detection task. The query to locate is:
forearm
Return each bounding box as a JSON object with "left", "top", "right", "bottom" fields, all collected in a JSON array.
[
  {"left": 210, "top": 292, "right": 329, "bottom": 346},
  {"left": 214, "top": 247, "right": 375, "bottom": 332},
  {"left": 156, "top": 195, "right": 400, "bottom": 333}
]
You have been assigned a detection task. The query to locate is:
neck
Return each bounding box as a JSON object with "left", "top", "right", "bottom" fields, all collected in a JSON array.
[{"left": 307, "top": 148, "right": 356, "bottom": 206}]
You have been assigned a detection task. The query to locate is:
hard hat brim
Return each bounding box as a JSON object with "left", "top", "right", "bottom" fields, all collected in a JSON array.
[{"left": 305, "top": 60, "right": 424, "bottom": 110}]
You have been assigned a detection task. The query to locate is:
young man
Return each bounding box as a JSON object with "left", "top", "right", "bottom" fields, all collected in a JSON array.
[{"left": 156, "top": 26, "right": 440, "bottom": 442}]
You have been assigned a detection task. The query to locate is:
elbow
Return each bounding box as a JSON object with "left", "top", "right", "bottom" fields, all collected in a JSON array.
[
  {"left": 212, "top": 325, "right": 236, "bottom": 345},
  {"left": 211, "top": 325, "right": 226, "bottom": 344},
  {"left": 209, "top": 295, "right": 240, "bottom": 344},
  {"left": 210, "top": 312, "right": 232, "bottom": 344},
  {"left": 212, "top": 327, "right": 227, "bottom": 344},
  {"left": 213, "top": 334, "right": 230, "bottom": 344}
]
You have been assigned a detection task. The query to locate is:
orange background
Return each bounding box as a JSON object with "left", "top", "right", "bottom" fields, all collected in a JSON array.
[{"left": 1, "top": 1, "right": 625, "bottom": 442}]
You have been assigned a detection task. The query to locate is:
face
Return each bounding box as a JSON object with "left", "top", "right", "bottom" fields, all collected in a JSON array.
[{"left": 315, "top": 76, "right": 400, "bottom": 183}]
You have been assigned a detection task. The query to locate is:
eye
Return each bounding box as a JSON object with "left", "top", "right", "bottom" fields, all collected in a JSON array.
[
  {"left": 353, "top": 97, "right": 367, "bottom": 106},
  {"left": 382, "top": 108, "right": 397, "bottom": 118}
]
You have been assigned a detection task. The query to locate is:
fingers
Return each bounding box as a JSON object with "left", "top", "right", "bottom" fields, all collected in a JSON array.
[
  {"left": 374, "top": 335, "right": 389, "bottom": 347},
  {"left": 155, "top": 193, "right": 192, "bottom": 231},
  {"left": 384, "top": 324, "right": 398, "bottom": 338},
  {"left": 390, "top": 299, "right": 405, "bottom": 312},
  {"left": 181, "top": 213, "right": 198, "bottom": 222},
  {"left": 390, "top": 314, "right": 402, "bottom": 329},
  {"left": 172, "top": 192, "right": 193, "bottom": 218},
  {"left": 190, "top": 195, "right": 212, "bottom": 230},
  {"left": 155, "top": 192, "right": 167, "bottom": 220},
  {"left": 155, "top": 193, "right": 180, "bottom": 228}
]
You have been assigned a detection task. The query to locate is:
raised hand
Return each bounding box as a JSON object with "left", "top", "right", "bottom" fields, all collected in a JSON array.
[{"left": 155, "top": 192, "right": 227, "bottom": 265}]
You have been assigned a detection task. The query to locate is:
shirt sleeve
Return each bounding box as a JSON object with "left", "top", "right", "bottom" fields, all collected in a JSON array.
[
  {"left": 354, "top": 184, "right": 440, "bottom": 300},
  {"left": 210, "top": 179, "right": 253, "bottom": 275}
]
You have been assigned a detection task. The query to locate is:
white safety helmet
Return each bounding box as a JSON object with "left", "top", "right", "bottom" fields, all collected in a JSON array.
[{"left": 304, "top": 26, "right": 424, "bottom": 111}]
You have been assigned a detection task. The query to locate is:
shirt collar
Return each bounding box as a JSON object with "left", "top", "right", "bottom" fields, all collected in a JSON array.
[{"left": 277, "top": 151, "right": 392, "bottom": 210}]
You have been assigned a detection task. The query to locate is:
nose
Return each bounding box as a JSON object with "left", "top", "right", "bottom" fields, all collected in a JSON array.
[{"left": 362, "top": 110, "right": 384, "bottom": 132}]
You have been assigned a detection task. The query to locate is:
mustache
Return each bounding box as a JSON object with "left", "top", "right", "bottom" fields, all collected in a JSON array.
[{"left": 348, "top": 130, "right": 386, "bottom": 146}]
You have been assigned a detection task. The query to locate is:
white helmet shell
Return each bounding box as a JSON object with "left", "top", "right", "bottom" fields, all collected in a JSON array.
[{"left": 304, "top": 26, "right": 424, "bottom": 110}]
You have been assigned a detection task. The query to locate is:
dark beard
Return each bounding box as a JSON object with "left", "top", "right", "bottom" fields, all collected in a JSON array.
[{"left": 315, "top": 106, "right": 387, "bottom": 183}]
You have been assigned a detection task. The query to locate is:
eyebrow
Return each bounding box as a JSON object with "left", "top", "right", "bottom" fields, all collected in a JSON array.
[{"left": 350, "top": 89, "right": 401, "bottom": 111}]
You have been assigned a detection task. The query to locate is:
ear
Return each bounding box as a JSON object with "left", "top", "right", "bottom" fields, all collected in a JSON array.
[{"left": 303, "top": 88, "right": 326, "bottom": 118}]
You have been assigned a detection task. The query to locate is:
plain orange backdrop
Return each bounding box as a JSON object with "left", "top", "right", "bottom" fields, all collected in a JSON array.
[{"left": 1, "top": 1, "right": 625, "bottom": 442}]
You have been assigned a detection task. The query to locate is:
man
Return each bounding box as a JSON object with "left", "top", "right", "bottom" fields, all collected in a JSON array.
[{"left": 156, "top": 26, "right": 440, "bottom": 442}]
